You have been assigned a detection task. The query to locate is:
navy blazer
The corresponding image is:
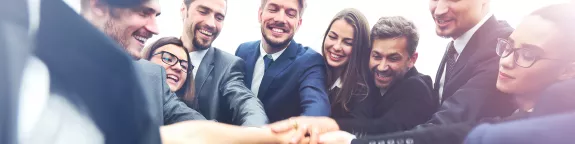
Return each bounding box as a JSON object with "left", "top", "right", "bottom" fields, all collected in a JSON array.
[{"left": 235, "top": 40, "right": 330, "bottom": 122}]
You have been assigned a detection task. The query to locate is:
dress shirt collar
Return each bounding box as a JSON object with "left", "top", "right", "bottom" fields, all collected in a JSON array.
[
  {"left": 259, "top": 41, "right": 287, "bottom": 61},
  {"left": 453, "top": 13, "right": 494, "bottom": 55},
  {"left": 330, "top": 77, "right": 342, "bottom": 90}
]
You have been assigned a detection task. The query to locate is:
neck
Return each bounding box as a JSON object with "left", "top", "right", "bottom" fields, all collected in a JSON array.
[
  {"left": 333, "top": 66, "right": 345, "bottom": 81},
  {"left": 181, "top": 34, "right": 197, "bottom": 52},
  {"left": 262, "top": 39, "right": 289, "bottom": 54},
  {"left": 514, "top": 92, "right": 539, "bottom": 111},
  {"left": 451, "top": 11, "right": 490, "bottom": 40}
]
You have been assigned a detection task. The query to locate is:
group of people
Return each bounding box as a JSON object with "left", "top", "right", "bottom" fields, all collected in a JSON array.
[{"left": 12, "top": 0, "right": 575, "bottom": 143}]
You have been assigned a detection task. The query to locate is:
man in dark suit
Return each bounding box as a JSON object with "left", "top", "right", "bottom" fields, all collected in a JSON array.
[
  {"left": 30, "top": 0, "right": 161, "bottom": 143},
  {"left": 180, "top": 0, "right": 268, "bottom": 126},
  {"left": 79, "top": 0, "right": 206, "bottom": 125},
  {"left": 426, "top": 0, "right": 516, "bottom": 125},
  {"left": 235, "top": 0, "right": 330, "bottom": 122}
]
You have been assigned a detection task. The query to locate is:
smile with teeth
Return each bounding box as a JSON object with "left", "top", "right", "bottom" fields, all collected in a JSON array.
[
  {"left": 375, "top": 72, "right": 392, "bottom": 79},
  {"left": 272, "top": 28, "right": 285, "bottom": 33},
  {"left": 167, "top": 74, "right": 179, "bottom": 83},
  {"left": 199, "top": 29, "right": 213, "bottom": 36},
  {"left": 329, "top": 52, "right": 343, "bottom": 60},
  {"left": 133, "top": 35, "right": 148, "bottom": 43},
  {"left": 437, "top": 19, "right": 453, "bottom": 24}
]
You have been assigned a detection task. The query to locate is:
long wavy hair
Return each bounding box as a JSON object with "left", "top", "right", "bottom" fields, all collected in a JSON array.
[
  {"left": 321, "top": 8, "right": 372, "bottom": 111},
  {"left": 141, "top": 37, "right": 195, "bottom": 105}
]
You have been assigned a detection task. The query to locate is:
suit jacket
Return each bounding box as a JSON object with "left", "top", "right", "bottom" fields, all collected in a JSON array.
[
  {"left": 334, "top": 68, "right": 438, "bottom": 136},
  {"left": 34, "top": 0, "right": 159, "bottom": 143},
  {"left": 427, "top": 16, "right": 516, "bottom": 125},
  {"left": 0, "top": 0, "right": 29, "bottom": 142},
  {"left": 135, "top": 60, "right": 206, "bottom": 125},
  {"left": 235, "top": 40, "right": 330, "bottom": 122},
  {"left": 193, "top": 47, "right": 268, "bottom": 126}
]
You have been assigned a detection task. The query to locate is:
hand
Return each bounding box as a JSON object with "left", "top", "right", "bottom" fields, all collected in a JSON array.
[
  {"left": 318, "top": 131, "right": 356, "bottom": 144},
  {"left": 265, "top": 116, "right": 340, "bottom": 144},
  {"left": 160, "top": 120, "right": 239, "bottom": 144}
]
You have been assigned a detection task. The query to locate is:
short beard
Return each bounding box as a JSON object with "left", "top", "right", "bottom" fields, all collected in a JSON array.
[
  {"left": 103, "top": 19, "right": 140, "bottom": 59},
  {"left": 261, "top": 27, "right": 292, "bottom": 49}
]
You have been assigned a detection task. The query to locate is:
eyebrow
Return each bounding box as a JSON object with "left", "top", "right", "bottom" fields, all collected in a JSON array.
[{"left": 329, "top": 31, "right": 339, "bottom": 37}]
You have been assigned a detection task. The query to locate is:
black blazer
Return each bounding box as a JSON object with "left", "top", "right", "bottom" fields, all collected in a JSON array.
[
  {"left": 35, "top": 0, "right": 159, "bottom": 143},
  {"left": 193, "top": 47, "right": 268, "bottom": 126},
  {"left": 428, "top": 16, "right": 516, "bottom": 125},
  {"left": 334, "top": 68, "right": 438, "bottom": 135}
]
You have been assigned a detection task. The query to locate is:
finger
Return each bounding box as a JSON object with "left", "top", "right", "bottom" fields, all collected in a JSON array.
[
  {"left": 290, "top": 125, "right": 309, "bottom": 144},
  {"left": 299, "top": 137, "right": 311, "bottom": 144},
  {"left": 270, "top": 121, "right": 293, "bottom": 133},
  {"left": 309, "top": 127, "right": 320, "bottom": 144}
]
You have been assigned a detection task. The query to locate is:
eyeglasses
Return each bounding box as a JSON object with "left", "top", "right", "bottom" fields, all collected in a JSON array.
[
  {"left": 153, "top": 51, "right": 192, "bottom": 73},
  {"left": 496, "top": 38, "right": 571, "bottom": 68}
]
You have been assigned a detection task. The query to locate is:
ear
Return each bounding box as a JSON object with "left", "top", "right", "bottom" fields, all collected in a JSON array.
[
  {"left": 258, "top": 8, "right": 263, "bottom": 24},
  {"left": 180, "top": 2, "right": 187, "bottom": 21},
  {"left": 295, "top": 18, "right": 302, "bottom": 32},
  {"left": 558, "top": 62, "right": 575, "bottom": 80},
  {"left": 90, "top": 0, "right": 108, "bottom": 17},
  {"left": 408, "top": 52, "right": 418, "bottom": 68}
]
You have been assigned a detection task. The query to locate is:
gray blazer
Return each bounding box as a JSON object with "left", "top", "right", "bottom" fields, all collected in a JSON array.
[
  {"left": 136, "top": 60, "right": 206, "bottom": 125},
  {"left": 193, "top": 47, "right": 268, "bottom": 126}
]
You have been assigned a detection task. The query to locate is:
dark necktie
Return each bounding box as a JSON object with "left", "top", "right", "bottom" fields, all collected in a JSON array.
[
  {"left": 445, "top": 42, "right": 458, "bottom": 82},
  {"left": 263, "top": 54, "right": 273, "bottom": 71}
]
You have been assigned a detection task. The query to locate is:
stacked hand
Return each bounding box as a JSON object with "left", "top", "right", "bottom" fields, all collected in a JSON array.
[{"left": 264, "top": 116, "right": 356, "bottom": 144}]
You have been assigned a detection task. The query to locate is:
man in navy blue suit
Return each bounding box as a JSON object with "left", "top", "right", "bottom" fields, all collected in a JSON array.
[{"left": 235, "top": 0, "right": 330, "bottom": 122}]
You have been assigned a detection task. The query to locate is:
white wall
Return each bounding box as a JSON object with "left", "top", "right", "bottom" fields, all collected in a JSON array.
[{"left": 149, "top": 0, "right": 569, "bottom": 80}]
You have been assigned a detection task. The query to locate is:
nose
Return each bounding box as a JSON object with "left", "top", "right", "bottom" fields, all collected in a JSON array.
[
  {"left": 145, "top": 17, "right": 159, "bottom": 35},
  {"left": 500, "top": 52, "right": 516, "bottom": 69},
  {"left": 205, "top": 16, "right": 217, "bottom": 29},
  {"left": 333, "top": 41, "right": 343, "bottom": 51},
  {"left": 377, "top": 60, "right": 390, "bottom": 71},
  {"left": 170, "top": 63, "right": 185, "bottom": 73},
  {"left": 433, "top": 0, "right": 449, "bottom": 17},
  {"left": 275, "top": 10, "right": 287, "bottom": 23}
]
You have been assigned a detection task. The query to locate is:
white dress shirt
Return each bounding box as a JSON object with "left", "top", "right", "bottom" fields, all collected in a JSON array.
[
  {"left": 189, "top": 48, "right": 209, "bottom": 79},
  {"left": 250, "top": 42, "right": 287, "bottom": 97},
  {"left": 330, "top": 77, "right": 342, "bottom": 90},
  {"left": 438, "top": 13, "right": 493, "bottom": 100}
]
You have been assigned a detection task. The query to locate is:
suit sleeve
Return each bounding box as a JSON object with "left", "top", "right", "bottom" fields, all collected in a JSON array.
[
  {"left": 425, "top": 56, "right": 513, "bottom": 125},
  {"left": 160, "top": 67, "right": 206, "bottom": 125},
  {"left": 220, "top": 58, "right": 269, "bottom": 126},
  {"left": 351, "top": 122, "right": 476, "bottom": 144},
  {"left": 298, "top": 55, "right": 330, "bottom": 116},
  {"left": 335, "top": 77, "right": 437, "bottom": 135}
]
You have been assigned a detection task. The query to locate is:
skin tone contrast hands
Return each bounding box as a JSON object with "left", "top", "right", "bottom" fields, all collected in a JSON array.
[{"left": 159, "top": 117, "right": 354, "bottom": 144}]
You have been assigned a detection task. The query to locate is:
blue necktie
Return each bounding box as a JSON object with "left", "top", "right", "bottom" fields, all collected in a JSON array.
[{"left": 263, "top": 54, "right": 273, "bottom": 71}]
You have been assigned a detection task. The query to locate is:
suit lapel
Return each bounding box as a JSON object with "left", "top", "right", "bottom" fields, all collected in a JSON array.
[
  {"left": 244, "top": 41, "right": 261, "bottom": 87},
  {"left": 195, "top": 47, "right": 215, "bottom": 96},
  {"left": 258, "top": 40, "right": 298, "bottom": 99},
  {"left": 449, "top": 16, "right": 498, "bottom": 79}
]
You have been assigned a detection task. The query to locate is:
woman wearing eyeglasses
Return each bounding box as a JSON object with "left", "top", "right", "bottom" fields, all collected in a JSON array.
[{"left": 142, "top": 37, "right": 195, "bottom": 106}]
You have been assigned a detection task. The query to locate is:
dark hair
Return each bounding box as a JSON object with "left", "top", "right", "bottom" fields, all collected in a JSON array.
[
  {"left": 371, "top": 16, "right": 419, "bottom": 56},
  {"left": 322, "top": 8, "right": 371, "bottom": 111},
  {"left": 184, "top": 0, "right": 228, "bottom": 7},
  {"left": 141, "top": 37, "right": 196, "bottom": 105},
  {"left": 260, "top": 0, "right": 307, "bottom": 17},
  {"left": 530, "top": 3, "right": 575, "bottom": 55}
]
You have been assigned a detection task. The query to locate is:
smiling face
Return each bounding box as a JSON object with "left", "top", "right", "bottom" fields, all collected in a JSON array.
[
  {"left": 181, "top": 0, "right": 227, "bottom": 51},
  {"left": 369, "top": 37, "right": 416, "bottom": 89},
  {"left": 150, "top": 44, "right": 190, "bottom": 92},
  {"left": 496, "top": 15, "right": 568, "bottom": 95},
  {"left": 429, "top": 0, "right": 485, "bottom": 38},
  {"left": 323, "top": 19, "right": 355, "bottom": 70},
  {"left": 259, "top": 0, "right": 302, "bottom": 49},
  {"left": 99, "top": 0, "right": 161, "bottom": 59}
]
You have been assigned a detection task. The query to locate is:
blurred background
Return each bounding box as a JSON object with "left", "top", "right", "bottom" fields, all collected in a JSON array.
[{"left": 67, "top": 0, "right": 571, "bottom": 79}]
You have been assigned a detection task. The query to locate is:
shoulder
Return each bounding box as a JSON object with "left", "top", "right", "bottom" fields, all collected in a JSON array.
[
  {"left": 236, "top": 40, "right": 261, "bottom": 52},
  {"left": 212, "top": 48, "right": 245, "bottom": 66},
  {"left": 295, "top": 45, "right": 324, "bottom": 63},
  {"left": 134, "top": 60, "right": 165, "bottom": 81},
  {"left": 399, "top": 71, "right": 433, "bottom": 91}
]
